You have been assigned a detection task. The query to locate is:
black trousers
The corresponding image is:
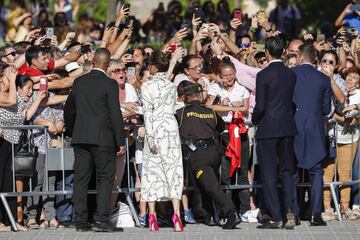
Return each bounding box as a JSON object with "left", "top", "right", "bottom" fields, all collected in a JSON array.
[
  {"left": 0, "top": 138, "right": 17, "bottom": 225},
  {"left": 188, "top": 144, "right": 235, "bottom": 216},
  {"left": 256, "top": 137, "right": 297, "bottom": 221},
  {"left": 73, "top": 144, "right": 116, "bottom": 224}
]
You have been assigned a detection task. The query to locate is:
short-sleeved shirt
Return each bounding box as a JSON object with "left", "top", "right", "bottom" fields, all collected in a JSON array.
[
  {"left": 18, "top": 60, "right": 55, "bottom": 77},
  {"left": 208, "top": 81, "right": 250, "bottom": 123}
]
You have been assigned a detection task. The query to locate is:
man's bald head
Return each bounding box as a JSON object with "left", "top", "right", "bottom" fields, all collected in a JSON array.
[
  {"left": 93, "top": 48, "right": 111, "bottom": 71},
  {"left": 287, "top": 39, "right": 304, "bottom": 56}
]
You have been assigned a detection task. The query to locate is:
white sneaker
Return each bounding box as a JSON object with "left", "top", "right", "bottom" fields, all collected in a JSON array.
[{"left": 241, "top": 210, "right": 258, "bottom": 223}]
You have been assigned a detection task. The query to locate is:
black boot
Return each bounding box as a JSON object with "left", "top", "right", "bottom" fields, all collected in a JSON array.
[{"left": 222, "top": 210, "right": 241, "bottom": 229}]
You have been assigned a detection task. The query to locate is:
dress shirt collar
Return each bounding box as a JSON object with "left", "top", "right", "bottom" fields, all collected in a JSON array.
[
  {"left": 93, "top": 68, "right": 107, "bottom": 75},
  {"left": 268, "top": 59, "right": 283, "bottom": 65}
]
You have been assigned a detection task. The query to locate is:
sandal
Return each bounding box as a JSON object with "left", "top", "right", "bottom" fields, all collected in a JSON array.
[
  {"left": 15, "top": 223, "right": 28, "bottom": 232},
  {"left": 49, "top": 219, "right": 64, "bottom": 229},
  {"left": 39, "top": 220, "right": 49, "bottom": 229},
  {"left": 25, "top": 219, "right": 39, "bottom": 230},
  {"left": 0, "top": 222, "right": 11, "bottom": 232}
]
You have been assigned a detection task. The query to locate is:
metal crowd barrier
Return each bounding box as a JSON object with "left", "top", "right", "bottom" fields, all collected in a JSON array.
[{"left": 0, "top": 121, "right": 359, "bottom": 232}]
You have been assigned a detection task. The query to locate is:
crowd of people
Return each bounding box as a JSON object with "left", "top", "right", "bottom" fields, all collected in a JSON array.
[{"left": 0, "top": 0, "right": 360, "bottom": 233}]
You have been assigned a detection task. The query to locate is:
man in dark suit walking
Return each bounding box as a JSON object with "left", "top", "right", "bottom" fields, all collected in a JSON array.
[
  {"left": 252, "top": 37, "right": 298, "bottom": 229},
  {"left": 293, "top": 44, "right": 332, "bottom": 226},
  {"left": 64, "top": 48, "right": 125, "bottom": 232}
]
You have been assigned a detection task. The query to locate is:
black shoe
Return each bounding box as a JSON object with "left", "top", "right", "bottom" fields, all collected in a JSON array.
[
  {"left": 92, "top": 221, "right": 123, "bottom": 232},
  {"left": 222, "top": 210, "right": 241, "bottom": 229},
  {"left": 284, "top": 209, "right": 295, "bottom": 230},
  {"left": 310, "top": 215, "right": 327, "bottom": 226},
  {"left": 257, "top": 212, "right": 271, "bottom": 224},
  {"left": 60, "top": 220, "right": 76, "bottom": 228},
  {"left": 76, "top": 223, "right": 92, "bottom": 232},
  {"left": 257, "top": 221, "right": 283, "bottom": 229},
  {"left": 295, "top": 216, "right": 301, "bottom": 226},
  {"left": 203, "top": 216, "right": 217, "bottom": 226}
]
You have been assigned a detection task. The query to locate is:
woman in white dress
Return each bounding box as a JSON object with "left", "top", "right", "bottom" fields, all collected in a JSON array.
[{"left": 140, "top": 51, "right": 184, "bottom": 232}]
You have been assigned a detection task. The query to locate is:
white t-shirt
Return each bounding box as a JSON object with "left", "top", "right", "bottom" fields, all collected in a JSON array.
[
  {"left": 336, "top": 89, "right": 360, "bottom": 144},
  {"left": 208, "top": 81, "right": 250, "bottom": 123},
  {"left": 120, "top": 83, "right": 139, "bottom": 112}
]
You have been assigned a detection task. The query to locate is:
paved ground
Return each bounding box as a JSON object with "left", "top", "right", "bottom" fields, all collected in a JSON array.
[{"left": 1, "top": 220, "right": 360, "bottom": 240}]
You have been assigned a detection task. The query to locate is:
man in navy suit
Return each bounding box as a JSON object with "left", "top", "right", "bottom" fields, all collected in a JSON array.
[
  {"left": 293, "top": 43, "right": 332, "bottom": 226},
  {"left": 252, "top": 37, "right": 298, "bottom": 229}
]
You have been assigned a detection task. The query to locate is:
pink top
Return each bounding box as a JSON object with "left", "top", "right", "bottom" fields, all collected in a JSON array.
[{"left": 228, "top": 55, "right": 261, "bottom": 119}]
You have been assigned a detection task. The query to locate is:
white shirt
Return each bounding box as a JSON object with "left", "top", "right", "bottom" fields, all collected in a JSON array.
[
  {"left": 208, "top": 81, "right": 250, "bottom": 123},
  {"left": 120, "top": 83, "right": 139, "bottom": 112}
]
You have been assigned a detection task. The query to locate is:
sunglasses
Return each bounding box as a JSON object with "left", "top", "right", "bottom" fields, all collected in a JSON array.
[
  {"left": 4, "top": 51, "right": 16, "bottom": 57},
  {"left": 321, "top": 59, "right": 335, "bottom": 65},
  {"left": 112, "top": 68, "right": 126, "bottom": 74},
  {"left": 239, "top": 43, "right": 251, "bottom": 48},
  {"left": 188, "top": 65, "right": 203, "bottom": 71}
]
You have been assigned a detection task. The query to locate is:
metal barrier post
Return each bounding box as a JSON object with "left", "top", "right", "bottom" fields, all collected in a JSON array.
[
  {"left": 0, "top": 194, "right": 17, "bottom": 231},
  {"left": 330, "top": 183, "right": 342, "bottom": 221},
  {"left": 61, "top": 132, "right": 65, "bottom": 191},
  {"left": 11, "top": 143, "right": 15, "bottom": 192},
  {"left": 44, "top": 128, "right": 49, "bottom": 192}
]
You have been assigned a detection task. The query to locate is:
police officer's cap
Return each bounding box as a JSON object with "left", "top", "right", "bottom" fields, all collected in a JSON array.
[{"left": 183, "top": 83, "right": 203, "bottom": 96}]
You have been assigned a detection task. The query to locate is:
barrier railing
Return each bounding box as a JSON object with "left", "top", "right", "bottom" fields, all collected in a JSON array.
[{"left": 0, "top": 121, "right": 359, "bottom": 231}]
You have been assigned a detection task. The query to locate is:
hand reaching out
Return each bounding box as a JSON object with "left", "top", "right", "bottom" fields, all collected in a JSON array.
[
  {"left": 192, "top": 14, "right": 202, "bottom": 31},
  {"left": 170, "top": 47, "right": 185, "bottom": 64},
  {"left": 230, "top": 18, "right": 242, "bottom": 30}
]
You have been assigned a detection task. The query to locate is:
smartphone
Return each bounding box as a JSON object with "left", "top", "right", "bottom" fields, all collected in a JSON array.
[
  {"left": 194, "top": 8, "right": 204, "bottom": 21},
  {"left": 39, "top": 78, "right": 48, "bottom": 92},
  {"left": 170, "top": 44, "right": 177, "bottom": 53},
  {"left": 123, "top": 3, "right": 130, "bottom": 9},
  {"left": 233, "top": 9, "right": 242, "bottom": 21},
  {"left": 126, "top": 48, "right": 134, "bottom": 56},
  {"left": 317, "top": 34, "right": 325, "bottom": 42},
  {"left": 128, "top": 19, "right": 134, "bottom": 28},
  {"left": 80, "top": 44, "right": 92, "bottom": 54},
  {"left": 46, "top": 28, "right": 54, "bottom": 39},
  {"left": 181, "top": 23, "right": 191, "bottom": 35},
  {"left": 212, "top": 95, "right": 221, "bottom": 105},
  {"left": 127, "top": 67, "right": 136, "bottom": 77},
  {"left": 350, "top": 4, "right": 360, "bottom": 11}
]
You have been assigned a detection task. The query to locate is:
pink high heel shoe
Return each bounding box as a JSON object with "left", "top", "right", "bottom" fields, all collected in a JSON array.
[
  {"left": 172, "top": 214, "right": 184, "bottom": 232},
  {"left": 148, "top": 214, "right": 159, "bottom": 231}
]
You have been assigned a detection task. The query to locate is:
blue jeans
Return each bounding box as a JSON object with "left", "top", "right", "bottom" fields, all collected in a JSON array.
[
  {"left": 352, "top": 144, "right": 360, "bottom": 206},
  {"left": 55, "top": 171, "right": 74, "bottom": 222}
]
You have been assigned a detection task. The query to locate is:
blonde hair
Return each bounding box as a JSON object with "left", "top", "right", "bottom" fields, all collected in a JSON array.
[{"left": 107, "top": 59, "right": 125, "bottom": 75}]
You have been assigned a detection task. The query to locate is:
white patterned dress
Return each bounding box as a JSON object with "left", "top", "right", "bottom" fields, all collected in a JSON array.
[{"left": 140, "top": 72, "right": 183, "bottom": 202}]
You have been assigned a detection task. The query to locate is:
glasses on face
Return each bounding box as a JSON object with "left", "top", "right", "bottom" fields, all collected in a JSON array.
[
  {"left": 112, "top": 68, "right": 126, "bottom": 74},
  {"left": 239, "top": 43, "right": 251, "bottom": 48},
  {"left": 321, "top": 59, "right": 335, "bottom": 65},
  {"left": 188, "top": 65, "right": 203, "bottom": 71},
  {"left": 4, "top": 51, "right": 16, "bottom": 57}
]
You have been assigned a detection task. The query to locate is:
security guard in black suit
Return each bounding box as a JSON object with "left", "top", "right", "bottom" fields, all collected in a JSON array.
[{"left": 176, "top": 83, "right": 241, "bottom": 229}]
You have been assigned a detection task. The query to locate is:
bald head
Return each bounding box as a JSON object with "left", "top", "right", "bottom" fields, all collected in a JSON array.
[
  {"left": 93, "top": 48, "right": 111, "bottom": 71},
  {"left": 287, "top": 39, "right": 304, "bottom": 56}
]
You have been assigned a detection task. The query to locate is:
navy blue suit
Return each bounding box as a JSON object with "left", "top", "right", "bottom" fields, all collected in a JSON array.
[
  {"left": 252, "top": 61, "right": 298, "bottom": 221},
  {"left": 293, "top": 64, "right": 332, "bottom": 216}
]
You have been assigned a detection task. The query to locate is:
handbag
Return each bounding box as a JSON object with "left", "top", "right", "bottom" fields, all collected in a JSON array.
[{"left": 11, "top": 124, "right": 38, "bottom": 177}]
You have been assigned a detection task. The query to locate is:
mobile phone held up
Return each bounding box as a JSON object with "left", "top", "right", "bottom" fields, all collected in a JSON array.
[
  {"left": 233, "top": 9, "right": 242, "bottom": 22},
  {"left": 170, "top": 44, "right": 177, "bottom": 53},
  {"left": 46, "top": 28, "right": 54, "bottom": 39},
  {"left": 39, "top": 77, "right": 48, "bottom": 92},
  {"left": 194, "top": 8, "right": 204, "bottom": 21},
  {"left": 127, "top": 67, "right": 136, "bottom": 77}
]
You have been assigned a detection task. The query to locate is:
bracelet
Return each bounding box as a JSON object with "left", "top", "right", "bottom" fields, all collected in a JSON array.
[
  {"left": 265, "top": 28, "right": 272, "bottom": 33},
  {"left": 249, "top": 27, "right": 257, "bottom": 33}
]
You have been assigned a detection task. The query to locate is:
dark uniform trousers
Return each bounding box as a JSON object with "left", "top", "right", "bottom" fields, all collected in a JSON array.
[
  {"left": 256, "top": 136, "right": 297, "bottom": 221},
  {"left": 73, "top": 144, "right": 116, "bottom": 224},
  {"left": 188, "top": 143, "right": 235, "bottom": 216}
]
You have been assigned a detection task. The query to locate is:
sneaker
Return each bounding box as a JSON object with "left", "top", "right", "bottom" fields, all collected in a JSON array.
[
  {"left": 138, "top": 214, "right": 147, "bottom": 227},
  {"left": 184, "top": 209, "right": 197, "bottom": 224},
  {"left": 352, "top": 207, "right": 360, "bottom": 219},
  {"left": 343, "top": 208, "right": 358, "bottom": 220},
  {"left": 250, "top": 208, "right": 260, "bottom": 223},
  {"left": 322, "top": 208, "right": 336, "bottom": 221}
]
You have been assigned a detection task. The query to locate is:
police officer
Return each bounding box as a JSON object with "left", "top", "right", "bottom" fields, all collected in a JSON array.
[{"left": 176, "top": 83, "right": 241, "bottom": 229}]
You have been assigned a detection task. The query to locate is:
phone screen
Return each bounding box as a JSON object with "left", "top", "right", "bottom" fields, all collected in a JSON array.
[
  {"left": 234, "top": 10, "right": 242, "bottom": 21},
  {"left": 127, "top": 67, "right": 136, "bottom": 77},
  {"left": 46, "top": 28, "right": 54, "bottom": 39}
]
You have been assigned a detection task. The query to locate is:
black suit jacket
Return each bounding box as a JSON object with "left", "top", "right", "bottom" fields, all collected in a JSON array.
[
  {"left": 64, "top": 69, "right": 125, "bottom": 148},
  {"left": 252, "top": 61, "right": 298, "bottom": 139}
]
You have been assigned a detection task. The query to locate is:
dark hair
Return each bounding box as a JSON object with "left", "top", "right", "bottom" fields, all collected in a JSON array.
[
  {"left": 265, "top": 37, "right": 285, "bottom": 58},
  {"left": 254, "top": 51, "right": 266, "bottom": 61},
  {"left": 12, "top": 41, "right": 31, "bottom": 55},
  {"left": 320, "top": 50, "right": 339, "bottom": 65},
  {"left": 177, "top": 80, "right": 194, "bottom": 97},
  {"left": 25, "top": 45, "right": 44, "bottom": 65},
  {"left": 179, "top": 54, "right": 200, "bottom": 73},
  {"left": 139, "top": 58, "right": 149, "bottom": 78},
  {"left": 218, "top": 58, "right": 236, "bottom": 73},
  {"left": 54, "top": 12, "right": 68, "bottom": 27},
  {"left": 15, "top": 74, "right": 33, "bottom": 88},
  {"left": 341, "top": 67, "right": 360, "bottom": 79},
  {"left": 298, "top": 43, "right": 317, "bottom": 62},
  {"left": 67, "top": 41, "right": 81, "bottom": 51},
  {"left": 148, "top": 50, "right": 169, "bottom": 72}
]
